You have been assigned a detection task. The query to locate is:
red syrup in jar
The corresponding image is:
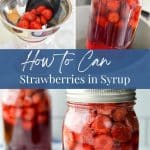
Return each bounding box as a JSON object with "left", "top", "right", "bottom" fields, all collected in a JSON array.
[
  {"left": 2, "top": 89, "right": 51, "bottom": 150},
  {"left": 86, "top": 0, "right": 141, "bottom": 49},
  {"left": 63, "top": 90, "right": 139, "bottom": 150}
]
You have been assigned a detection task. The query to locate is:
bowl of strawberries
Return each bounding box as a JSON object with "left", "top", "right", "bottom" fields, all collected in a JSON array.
[{"left": 0, "top": 0, "right": 72, "bottom": 42}]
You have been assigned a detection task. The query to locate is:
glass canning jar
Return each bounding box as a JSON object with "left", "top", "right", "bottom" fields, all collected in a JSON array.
[
  {"left": 86, "top": 0, "right": 141, "bottom": 49},
  {"left": 63, "top": 89, "right": 139, "bottom": 150},
  {"left": 1, "top": 89, "right": 51, "bottom": 150}
]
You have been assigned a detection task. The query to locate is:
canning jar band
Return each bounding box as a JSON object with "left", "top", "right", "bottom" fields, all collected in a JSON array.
[{"left": 67, "top": 89, "right": 136, "bottom": 103}]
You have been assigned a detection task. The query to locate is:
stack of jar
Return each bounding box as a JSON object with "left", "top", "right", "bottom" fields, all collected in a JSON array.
[{"left": 63, "top": 89, "right": 139, "bottom": 150}]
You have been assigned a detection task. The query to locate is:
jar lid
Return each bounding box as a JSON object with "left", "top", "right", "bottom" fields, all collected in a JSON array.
[{"left": 67, "top": 89, "right": 136, "bottom": 103}]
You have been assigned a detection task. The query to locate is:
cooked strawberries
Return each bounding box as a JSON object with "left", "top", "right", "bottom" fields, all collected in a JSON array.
[
  {"left": 94, "top": 135, "right": 113, "bottom": 150},
  {"left": 107, "top": 0, "right": 120, "bottom": 11},
  {"left": 2, "top": 90, "right": 50, "bottom": 131},
  {"left": 63, "top": 127, "right": 75, "bottom": 150},
  {"left": 91, "top": 115, "right": 112, "bottom": 134},
  {"left": 112, "top": 107, "right": 127, "bottom": 121},
  {"left": 111, "top": 123, "right": 132, "bottom": 142},
  {"left": 108, "top": 12, "right": 120, "bottom": 23},
  {"left": 86, "top": 0, "right": 141, "bottom": 49},
  {"left": 17, "top": 5, "right": 53, "bottom": 29},
  {"left": 63, "top": 102, "right": 139, "bottom": 150}
]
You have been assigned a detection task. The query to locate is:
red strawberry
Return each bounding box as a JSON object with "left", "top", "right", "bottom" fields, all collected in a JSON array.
[
  {"left": 30, "top": 21, "right": 42, "bottom": 29},
  {"left": 108, "top": 12, "right": 120, "bottom": 23},
  {"left": 112, "top": 107, "right": 127, "bottom": 121},
  {"left": 23, "top": 12, "right": 36, "bottom": 22},
  {"left": 17, "top": 19, "right": 29, "bottom": 29},
  {"left": 41, "top": 9, "right": 53, "bottom": 20},
  {"left": 36, "top": 5, "right": 47, "bottom": 14},
  {"left": 36, "top": 17, "right": 41, "bottom": 24},
  {"left": 37, "top": 115, "right": 48, "bottom": 124},
  {"left": 23, "top": 121, "right": 33, "bottom": 131},
  {"left": 94, "top": 135, "right": 113, "bottom": 150},
  {"left": 91, "top": 115, "right": 112, "bottom": 134},
  {"left": 107, "top": 0, "right": 120, "bottom": 11},
  {"left": 111, "top": 123, "right": 132, "bottom": 142},
  {"left": 30, "top": 9, "right": 37, "bottom": 15},
  {"left": 40, "top": 16, "right": 47, "bottom": 25},
  {"left": 96, "top": 16, "right": 108, "bottom": 27},
  {"left": 63, "top": 126, "right": 75, "bottom": 150}
]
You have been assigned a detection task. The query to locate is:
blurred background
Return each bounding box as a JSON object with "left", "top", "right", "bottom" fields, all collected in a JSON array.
[{"left": 0, "top": 89, "right": 150, "bottom": 150}]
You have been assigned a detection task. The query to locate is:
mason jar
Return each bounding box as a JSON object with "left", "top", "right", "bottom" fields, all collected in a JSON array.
[
  {"left": 1, "top": 89, "right": 51, "bottom": 150},
  {"left": 63, "top": 89, "right": 139, "bottom": 150},
  {"left": 86, "top": 0, "right": 141, "bottom": 49}
]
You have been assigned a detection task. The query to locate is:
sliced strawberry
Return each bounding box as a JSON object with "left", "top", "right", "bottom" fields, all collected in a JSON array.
[
  {"left": 112, "top": 107, "right": 127, "bottom": 121},
  {"left": 36, "top": 5, "right": 47, "bottom": 14},
  {"left": 107, "top": 0, "right": 120, "bottom": 11},
  {"left": 131, "top": 6, "right": 141, "bottom": 20},
  {"left": 37, "top": 100, "right": 49, "bottom": 113},
  {"left": 24, "top": 89, "right": 36, "bottom": 97},
  {"left": 9, "top": 107, "right": 16, "bottom": 118},
  {"left": 23, "top": 108, "right": 35, "bottom": 121},
  {"left": 16, "top": 98, "right": 24, "bottom": 107},
  {"left": 91, "top": 115, "right": 112, "bottom": 134},
  {"left": 37, "top": 115, "right": 48, "bottom": 124},
  {"left": 17, "top": 19, "right": 29, "bottom": 29},
  {"left": 96, "top": 16, "right": 108, "bottom": 27},
  {"left": 63, "top": 126, "right": 75, "bottom": 150},
  {"left": 22, "top": 121, "right": 33, "bottom": 131},
  {"left": 23, "top": 12, "right": 36, "bottom": 22},
  {"left": 111, "top": 123, "right": 132, "bottom": 142},
  {"left": 94, "top": 135, "right": 113, "bottom": 150},
  {"left": 74, "top": 144, "right": 94, "bottom": 150},
  {"left": 41, "top": 9, "right": 53, "bottom": 20},
  {"left": 108, "top": 12, "right": 120, "bottom": 23},
  {"left": 30, "top": 21, "right": 42, "bottom": 29},
  {"left": 40, "top": 16, "right": 47, "bottom": 25}
]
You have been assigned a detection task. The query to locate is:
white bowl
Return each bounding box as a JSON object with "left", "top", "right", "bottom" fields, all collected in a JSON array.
[{"left": 77, "top": 6, "right": 150, "bottom": 49}]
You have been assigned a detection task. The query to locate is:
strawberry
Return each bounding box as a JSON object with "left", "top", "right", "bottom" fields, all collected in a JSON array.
[
  {"left": 111, "top": 123, "right": 132, "bottom": 142},
  {"left": 63, "top": 126, "right": 75, "bottom": 150},
  {"left": 23, "top": 121, "right": 33, "bottom": 131},
  {"left": 36, "top": 5, "right": 47, "bottom": 14},
  {"left": 41, "top": 9, "right": 53, "bottom": 20},
  {"left": 17, "top": 19, "right": 29, "bottom": 29},
  {"left": 32, "top": 92, "right": 42, "bottom": 104},
  {"left": 23, "top": 12, "right": 36, "bottom": 22},
  {"left": 37, "top": 115, "right": 48, "bottom": 124},
  {"left": 94, "top": 135, "right": 113, "bottom": 150},
  {"left": 107, "top": 0, "right": 120, "bottom": 11},
  {"left": 30, "top": 9, "right": 37, "bottom": 15},
  {"left": 36, "top": 16, "right": 41, "bottom": 24},
  {"left": 112, "top": 107, "right": 127, "bottom": 121},
  {"left": 40, "top": 16, "right": 47, "bottom": 25},
  {"left": 23, "top": 108, "right": 35, "bottom": 121},
  {"left": 96, "top": 16, "right": 108, "bottom": 27},
  {"left": 108, "top": 12, "right": 120, "bottom": 23},
  {"left": 120, "top": 143, "right": 133, "bottom": 150},
  {"left": 91, "top": 115, "right": 112, "bottom": 134},
  {"left": 30, "top": 21, "right": 42, "bottom": 29}
]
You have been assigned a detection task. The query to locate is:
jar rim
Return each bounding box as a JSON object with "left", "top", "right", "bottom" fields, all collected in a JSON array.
[{"left": 67, "top": 89, "right": 136, "bottom": 103}]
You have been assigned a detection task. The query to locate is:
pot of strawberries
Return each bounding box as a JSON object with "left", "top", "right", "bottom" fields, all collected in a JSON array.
[
  {"left": 1, "top": 89, "right": 51, "bottom": 150},
  {"left": 63, "top": 89, "right": 139, "bottom": 150}
]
